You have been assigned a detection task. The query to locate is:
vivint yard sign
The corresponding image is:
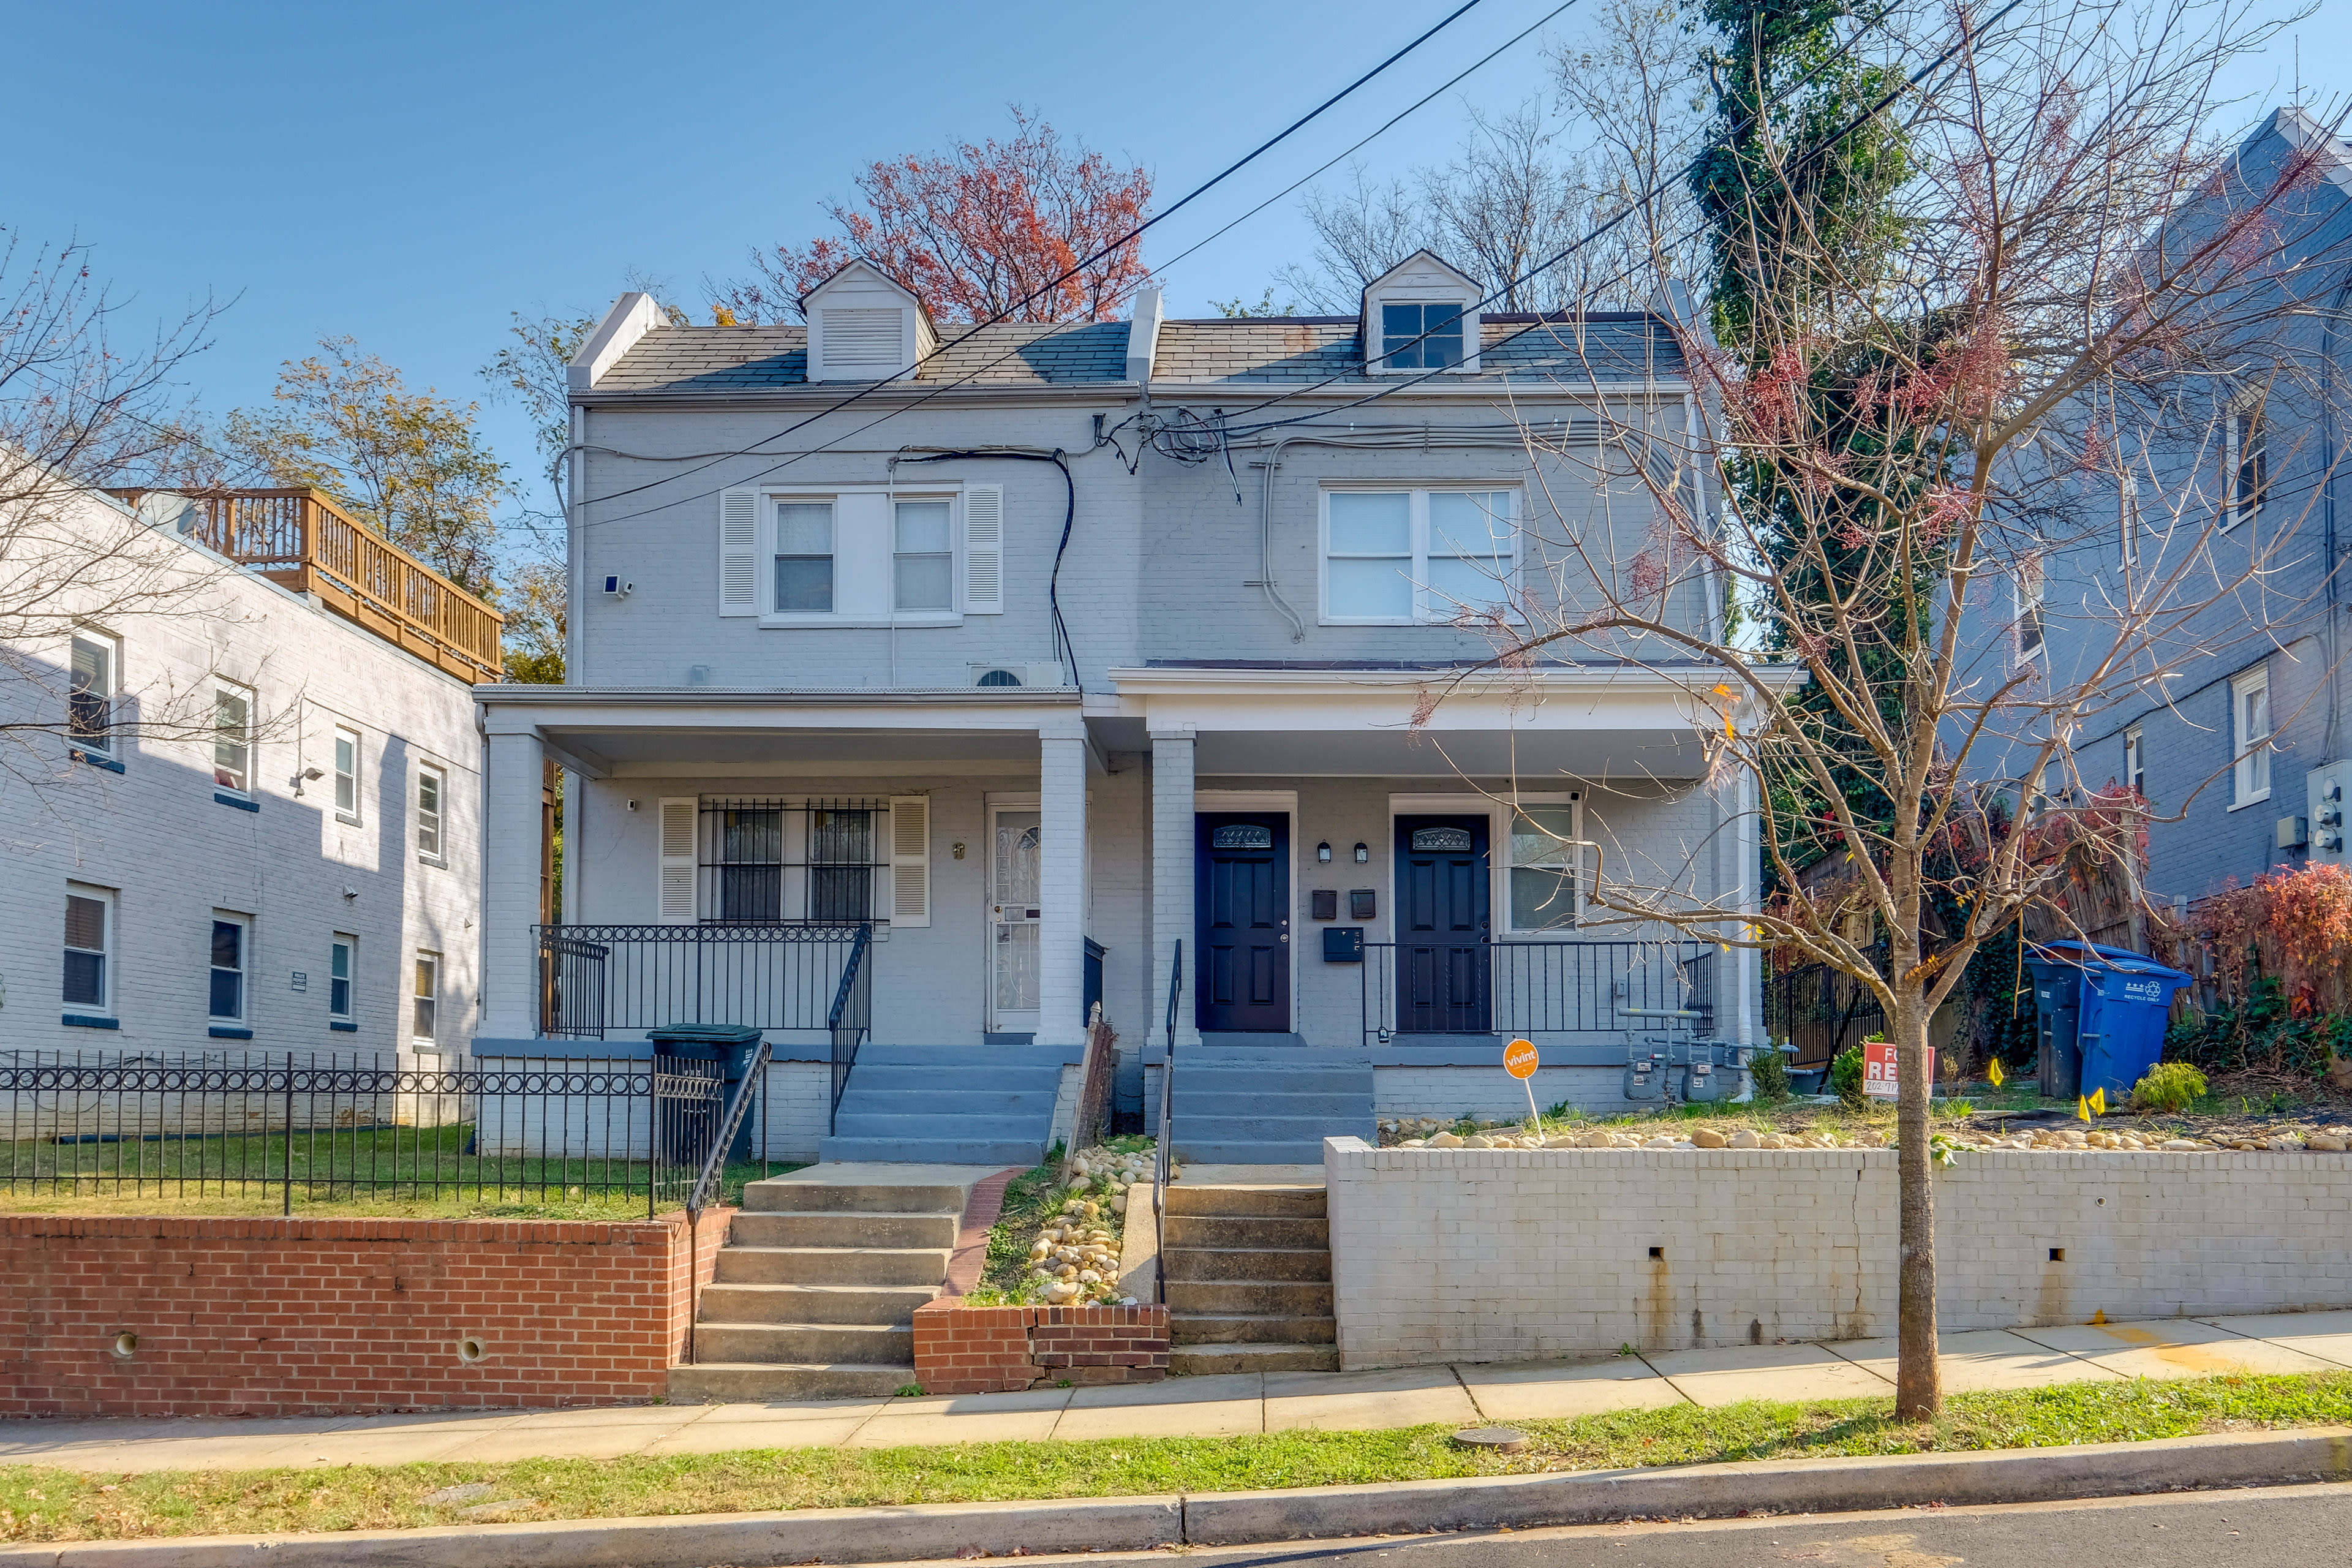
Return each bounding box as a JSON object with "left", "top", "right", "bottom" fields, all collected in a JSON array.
[{"left": 1863, "top": 1039, "right": 1932, "bottom": 1098}]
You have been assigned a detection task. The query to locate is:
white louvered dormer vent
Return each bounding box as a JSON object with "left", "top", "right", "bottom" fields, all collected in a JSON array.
[
  {"left": 804, "top": 259, "right": 935, "bottom": 382},
  {"left": 820, "top": 308, "right": 903, "bottom": 370}
]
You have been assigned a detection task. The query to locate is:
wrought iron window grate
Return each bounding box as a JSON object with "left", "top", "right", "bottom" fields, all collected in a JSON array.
[{"left": 699, "top": 798, "right": 893, "bottom": 923}]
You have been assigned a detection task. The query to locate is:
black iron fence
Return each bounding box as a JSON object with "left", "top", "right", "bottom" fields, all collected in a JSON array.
[
  {"left": 1360, "top": 939, "right": 1717, "bottom": 1043},
  {"left": 536, "top": 922, "right": 873, "bottom": 1040},
  {"left": 0, "top": 1048, "right": 729, "bottom": 1215},
  {"left": 1766, "top": 954, "right": 1889, "bottom": 1068}
]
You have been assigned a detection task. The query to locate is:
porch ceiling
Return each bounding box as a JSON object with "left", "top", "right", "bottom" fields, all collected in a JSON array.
[{"left": 538, "top": 726, "right": 1044, "bottom": 771}]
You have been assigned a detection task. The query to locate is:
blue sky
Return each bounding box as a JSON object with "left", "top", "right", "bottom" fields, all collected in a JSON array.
[{"left": 4, "top": 0, "right": 2340, "bottom": 529}]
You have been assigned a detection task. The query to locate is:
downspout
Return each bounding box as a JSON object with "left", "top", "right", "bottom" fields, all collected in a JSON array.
[{"left": 2320, "top": 262, "right": 2351, "bottom": 766}]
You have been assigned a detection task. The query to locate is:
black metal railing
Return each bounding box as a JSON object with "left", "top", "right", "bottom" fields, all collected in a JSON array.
[
  {"left": 1154, "top": 940, "right": 1179, "bottom": 1308},
  {"left": 827, "top": 924, "right": 873, "bottom": 1133},
  {"left": 1360, "top": 939, "right": 1717, "bottom": 1043},
  {"left": 0, "top": 1048, "right": 725, "bottom": 1216},
  {"left": 687, "top": 1038, "right": 772, "bottom": 1220},
  {"left": 535, "top": 922, "right": 872, "bottom": 1040}
]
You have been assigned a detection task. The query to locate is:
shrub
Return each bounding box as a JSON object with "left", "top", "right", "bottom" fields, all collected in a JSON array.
[
  {"left": 2131, "top": 1061, "right": 2209, "bottom": 1114},
  {"left": 1831, "top": 1044, "right": 1866, "bottom": 1106},
  {"left": 1749, "top": 1044, "right": 1791, "bottom": 1102}
]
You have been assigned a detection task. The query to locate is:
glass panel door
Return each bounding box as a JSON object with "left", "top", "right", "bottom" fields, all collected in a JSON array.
[{"left": 989, "top": 807, "right": 1042, "bottom": 1033}]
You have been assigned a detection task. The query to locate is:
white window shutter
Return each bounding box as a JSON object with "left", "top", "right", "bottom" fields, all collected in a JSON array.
[
  {"left": 657, "top": 797, "right": 698, "bottom": 923},
  {"left": 889, "top": 795, "right": 931, "bottom": 927},
  {"left": 963, "top": 484, "right": 1003, "bottom": 614},
  {"left": 719, "top": 488, "right": 760, "bottom": 616}
]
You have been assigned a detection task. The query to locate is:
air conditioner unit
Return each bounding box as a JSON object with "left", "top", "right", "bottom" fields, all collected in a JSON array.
[{"left": 967, "top": 661, "right": 1068, "bottom": 689}]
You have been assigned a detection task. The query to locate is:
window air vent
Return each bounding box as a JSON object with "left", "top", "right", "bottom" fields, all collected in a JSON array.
[
  {"left": 976, "top": 668, "right": 1023, "bottom": 687},
  {"left": 968, "top": 661, "right": 1066, "bottom": 689}
]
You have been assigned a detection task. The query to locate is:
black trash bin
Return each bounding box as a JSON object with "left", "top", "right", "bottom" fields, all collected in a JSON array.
[{"left": 647, "top": 1025, "right": 764, "bottom": 1167}]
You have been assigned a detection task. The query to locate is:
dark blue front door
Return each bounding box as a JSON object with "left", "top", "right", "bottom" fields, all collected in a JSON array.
[
  {"left": 1396, "top": 815, "right": 1490, "bottom": 1033},
  {"left": 1196, "top": 813, "right": 1290, "bottom": 1032}
]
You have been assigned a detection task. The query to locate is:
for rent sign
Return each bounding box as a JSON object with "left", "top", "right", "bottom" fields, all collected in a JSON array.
[{"left": 1863, "top": 1039, "right": 1933, "bottom": 1098}]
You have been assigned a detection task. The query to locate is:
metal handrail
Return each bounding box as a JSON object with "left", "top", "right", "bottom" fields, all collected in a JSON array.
[
  {"left": 827, "top": 923, "right": 874, "bottom": 1133},
  {"left": 685, "top": 1038, "right": 771, "bottom": 1221},
  {"left": 1153, "top": 940, "right": 1180, "bottom": 1306},
  {"left": 1360, "top": 937, "right": 1717, "bottom": 1043}
]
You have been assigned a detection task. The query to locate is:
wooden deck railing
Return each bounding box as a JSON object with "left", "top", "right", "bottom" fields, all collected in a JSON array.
[{"left": 111, "top": 488, "right": 504, "bottom": 682}]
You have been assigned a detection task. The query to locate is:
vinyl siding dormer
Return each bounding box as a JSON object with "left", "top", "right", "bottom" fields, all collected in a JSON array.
[
  {"left": 1362, "top": 250, "right": 1482, "bottom": 375},
  {"left": 804, "top": 259, "right": 940, "bottom": 382}
]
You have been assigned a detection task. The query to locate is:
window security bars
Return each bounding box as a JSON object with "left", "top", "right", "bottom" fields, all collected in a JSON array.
[
  {"left": 1360, "top": 939, "right": 1716, "bottom": 1044},
  {"left": 536, "top": 922, "right": 873, "bottom": 1040},
  {"left": 701, "top": 799, "right": 892, "bottom": 922},
  {"left": 0, "top": 1048, "right": 726, "bottom": 1216}
]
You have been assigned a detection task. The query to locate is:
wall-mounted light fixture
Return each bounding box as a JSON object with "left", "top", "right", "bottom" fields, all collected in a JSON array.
[
  {"left": 1316, "top": 841, "right": 1333, "bottom": 863},
  {"left": 1353, "top": 842, "right": 1370, "bottom": 864}
]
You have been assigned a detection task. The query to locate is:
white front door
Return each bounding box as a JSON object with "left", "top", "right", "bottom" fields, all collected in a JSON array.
[{"left": 988, "top": 805, "right": 1042, "bottom": 1035}]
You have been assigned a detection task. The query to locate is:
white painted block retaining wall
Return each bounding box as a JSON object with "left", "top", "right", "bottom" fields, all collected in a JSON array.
[{"left": 1324, "top": 1137, "right": 2352, "bottom": 1370}]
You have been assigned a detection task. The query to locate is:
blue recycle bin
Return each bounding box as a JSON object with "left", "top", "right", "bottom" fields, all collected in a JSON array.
[{"left": 2022, "top": 943, "right": 2193, "bottom": 1104}]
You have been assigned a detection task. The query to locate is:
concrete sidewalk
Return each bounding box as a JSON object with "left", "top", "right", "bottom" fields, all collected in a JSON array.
[{"left": 6, "top": 1310, "right": 2350, "bottom": 1474}]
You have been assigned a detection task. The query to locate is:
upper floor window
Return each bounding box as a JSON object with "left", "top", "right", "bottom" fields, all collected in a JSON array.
[
  {"left": 723, "top": 486, "right": 1001, "bottom": 625},
  {"left": 775, "top": 502, "right": 835, "bottom": 612},
  {"left": 2223, "top": 396, "right": 2267, "bottom": 529},
  {"left": 2013, "top": 556, "right": 2045, "bottom": 662},
  {"left": 2119, "top": 471, "right": 2139, "bottom": 568},
  {"left": 213, "top": 682, "right": 252, "bottom": 793},
  {"left": 2124, "top": 726, "right": 2144, "bottom": 799},
  {"left": 1378, "top": 302, "right": 1465, "bottom": 371},
  {"left": 333, "top": 725, "right": 361, "bottom": 823},
  {"left": 70, "top": 633, "right": 118, "bottom": 753},
  {"left": 2232, "top": 665, "right": 2271, "bottom": 807},
  {"left": 1360, "top": 250, "right": 1482, "bottom": 375},
  {"left": 417, "top": 764, "right": 445, "bottom": 861},
  {"left": 894, "top": 500, "right": 954, "bottom": 612},
  {"left": 1322, "top": 489, "right": 1518, "bottom": 625}
]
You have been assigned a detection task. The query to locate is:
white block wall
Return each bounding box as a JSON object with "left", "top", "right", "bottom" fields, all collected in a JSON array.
[
  {"left": 1325, "top": 1139, "right": 2352, "bottom": 1368},
  {"left": 758, "top": 1061, "right": 832, "bottom": 1164}
]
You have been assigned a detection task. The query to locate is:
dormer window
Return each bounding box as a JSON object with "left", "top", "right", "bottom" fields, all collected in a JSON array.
[
  {"left": 802, "top": 258, "right": 939, "bottom": 383},
  {"left": 1361, "top": 250, "right": 1482, "bottom": 376}
]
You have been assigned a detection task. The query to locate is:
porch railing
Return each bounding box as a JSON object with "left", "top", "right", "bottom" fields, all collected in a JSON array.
[
  {"left": 1360, "top": 939, "right": 1716, "bottom": 1044},
  {"left": 827, "top": 924, "right": 873, "bottom": 1132},
  {"left": 534, "top": 922, "right": 874, "bottom": 1040}
]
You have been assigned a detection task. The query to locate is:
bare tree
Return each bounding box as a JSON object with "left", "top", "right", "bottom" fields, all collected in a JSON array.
[{"left": 1447, "top": 0, "right": 2337, "bottom": 1418}]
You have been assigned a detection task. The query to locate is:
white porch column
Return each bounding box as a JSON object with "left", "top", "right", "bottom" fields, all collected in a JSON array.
[
  {"left": 1036, "top": 720, "right": 1090, "bottom": 1049},
  {"left": 1730, "top": 767, "right": 1762, "bottom": 1044},
  {"left": 1148, "top": 726, "right": 1198, "bottom": 1049},
  {"left": 478, "top": 728, "right": 546, "bottom": 1044}
]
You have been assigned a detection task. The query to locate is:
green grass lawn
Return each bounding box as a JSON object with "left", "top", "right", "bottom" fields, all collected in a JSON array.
[{"left": 5, "top": 1371, "right": 2349, "bottom": 1542}]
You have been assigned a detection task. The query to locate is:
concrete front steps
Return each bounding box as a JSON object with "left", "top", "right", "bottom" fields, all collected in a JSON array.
[
  {"left": 1170, "top": 1036, "right": 1373, "bottom": 1165},
  {"left": 668, "top": 1177, "right": 962, "bottom": 1402},
  {"left": 818, "top": 1042, "right": 1072, "bottom": 1165},
  {"left": 1163, "top": 1181, "right": 1339, "bottom": 1374}
]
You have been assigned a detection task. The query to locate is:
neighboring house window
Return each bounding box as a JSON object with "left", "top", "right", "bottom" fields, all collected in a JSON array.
[
  {"left": 64, "top": 884, "right": 114, "bottom": 1014},
  {"left": 2014, "top": 556, "right": 2045, "bottom": 660},
  {"left": 2224, "top": 398, "right": 2267, "bottom": 529},
  {"left": 214, "top": 682, "right": 252, "bottom": 793},
  {"left": 209, "top": 914, "right": 249, "bottom": 1022},
  {"left": 1322, "top": 489, "right": 1518, "bottom": 624},
  {"left": 894, "top": 499, "right": 954, "bottom": 612},
  {"left": 333, "top": 725, "right": 361, "bottom": 822},
  {"left": 2232, "top": 665, "right": 2271, "bottom": 806},
  {"left": 2119, "top": 472, "right": 2139, "bottom": 568},
  {"left": 775, "top": 502, "right": 835, "bottom": 612},
  {"left": 412, "top": 951, "right": 439, "bottom": 1045},
  {"left": 70, "top": 632, "right": 118, "bottom": 753},
  {"left": 1508, "top": 802, "right": 1582, "bottom": 932},
  {"left": 417, "top": 764, "right": 444, "bottom": 860},
  {"left": 329, "top": 935, "right": 355, "bottom": 1022},
  {"left": 1378, "top": 302, "right": 1465, "bottom": 370},
  {"left": 2124, "top": 726, "right": 2144, "bottom": 799}
]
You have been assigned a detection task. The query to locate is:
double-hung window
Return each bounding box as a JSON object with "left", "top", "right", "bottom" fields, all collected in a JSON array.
[
  {"left": 1378, "top": 302, "right": 1466, "bottom": 370},
  {"left": 1507, "top": 802, "right": 1583, "bottom": 932},
  {"left": 775, "top": 502, "right": 836, "bottom": 612},
  {"left": 329, "top": 935, "right": 355, "bottom": 1023},
  {"left": 70, "top": 633, "right": 117, "bottom": 755},
  {"left": 333, "top": 725, "right": 361, "bottom": 822},
  {"left": 2124, "top": 726, "right": 2144, "bottom": 799},
  {"left": 2232, "top": 665, "right": 2271, "bottom": 807},
  {"left": 213, "top": 682, "right": 252, "bottom": 793},
  {"left": 1322, "top": 489, "right": 1518, "bottom": 624},
  {"left": 893, "top": 499, "right": 954, "bottom": 612},
  {"left": 209, "top": 914, "right": 249, "bottom": 1023},
  {"left": 417, "top": 764, "right": 445, "bottom": 861},
  {"left": 64, "top": 884, "right": 114, "bottom": 1015},
  {"left": 412, "top": 951, "right": 439, "bottom": 1045},
  {"left": 730, "top": 486, "right": 996, "bottom": 624},
  {"left": 2224, "top": 397, "right": 2267, "bottom": 529},
  {"left": 2014, "top": 556, "right": 2045, "bottom": 662}
]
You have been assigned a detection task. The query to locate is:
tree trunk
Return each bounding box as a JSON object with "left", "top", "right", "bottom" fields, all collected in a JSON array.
[{"left": 1893, "top": 981, "right": 1942, "bottom": 1418}]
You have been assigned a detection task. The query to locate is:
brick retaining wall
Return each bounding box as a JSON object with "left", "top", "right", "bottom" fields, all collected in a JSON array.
[
  {"left": 1325, "top": 1136, "right": 2352, "bottom": 1368},
  {"left": 913, "top": 1302, "right": 1169, "bottom": 1394},
  {"left": 0, "top": 1208, "right": 733, "bottom": 1417}
]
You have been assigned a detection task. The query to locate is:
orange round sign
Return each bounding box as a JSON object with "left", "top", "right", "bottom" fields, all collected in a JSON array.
[{"left": 1504, "top": 1038, "right": 1539, "bottom": 1079}]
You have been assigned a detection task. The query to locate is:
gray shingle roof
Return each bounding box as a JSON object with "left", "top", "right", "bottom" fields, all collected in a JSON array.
[{"left": 589, "top": 312, "right": 1681, "bottom": 396}]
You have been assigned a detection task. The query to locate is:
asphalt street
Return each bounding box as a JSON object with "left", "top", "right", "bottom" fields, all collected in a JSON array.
[{"left": 963, "top": 1481, "right": 2352, "bottom": 1568}]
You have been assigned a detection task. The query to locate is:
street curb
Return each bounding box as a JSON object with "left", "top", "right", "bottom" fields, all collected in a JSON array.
[{"left": 2, "top": 1428, "right": 2345, "bottom": 1566}]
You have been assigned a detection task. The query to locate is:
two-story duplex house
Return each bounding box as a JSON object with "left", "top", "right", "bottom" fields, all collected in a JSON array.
[
  {"left": 1957, "top": 108, "right": 2352, "bottom": 919},
  {"left": 1, "top": 480, "right": 495, "bottom": 1065},
  {"left": 474, "top": 253, "right": 1786, "bottom": 1167}
]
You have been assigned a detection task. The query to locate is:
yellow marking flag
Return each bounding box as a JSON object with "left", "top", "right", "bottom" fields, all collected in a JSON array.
[
  {"left": 1988, "top": 1058, "right": 2004, "bottom": 1088},
  {"left": 2090, "top": 1087, "right": 2107, "bottom": 1115},
  {"left": 2077, "top": 1095, "right": 2092, "bottom": 1122}
]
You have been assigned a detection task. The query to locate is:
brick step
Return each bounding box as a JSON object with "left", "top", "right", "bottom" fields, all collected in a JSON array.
[
  {"left": 1170, "top": 1341, "right": 1341, "bottom": 1375},
  {"left": 1170, "top": 1311, "right": 1338, "bottom": 1346},
  {"left": 1162, "top": 1214, "right": 1329, "bottom": 1250},
  {"left": 741, "top": 1180, "right": 967, "bottom": 1215},
  {"left": 1164, "top": 1278, "right": 1332, "bottom": 1316},
  {"left": 668, "top": 1362, "right": 914, "bottom": 1401},
  {"left": 1161, "top": 1245, "right": 1332, "bottom": 1283},
  {"left": 692, "top": 1321, "right": 914, "bottom": 1365},
  {"left": 713, "top": 1246, "right": 949, "bottom": 1287},
  {"left": 1162, "top": 1185, "right": 1327, "bottom": 1219},
  {"left": 729, "top": 1210, "right": 961, "bottom": 1250},
  {"left": 697, "top": 1282, "right": 938, "bottom": 1325}
]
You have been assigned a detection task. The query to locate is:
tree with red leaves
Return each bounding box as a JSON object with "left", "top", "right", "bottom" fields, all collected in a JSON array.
[{"left": 712, "top": 107, "right": 1152, "bottom": 325}]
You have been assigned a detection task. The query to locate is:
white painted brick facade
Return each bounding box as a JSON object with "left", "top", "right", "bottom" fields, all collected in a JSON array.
[{"left": 1325, "top": 1140, "right": 2352, "bottom": 1368}]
